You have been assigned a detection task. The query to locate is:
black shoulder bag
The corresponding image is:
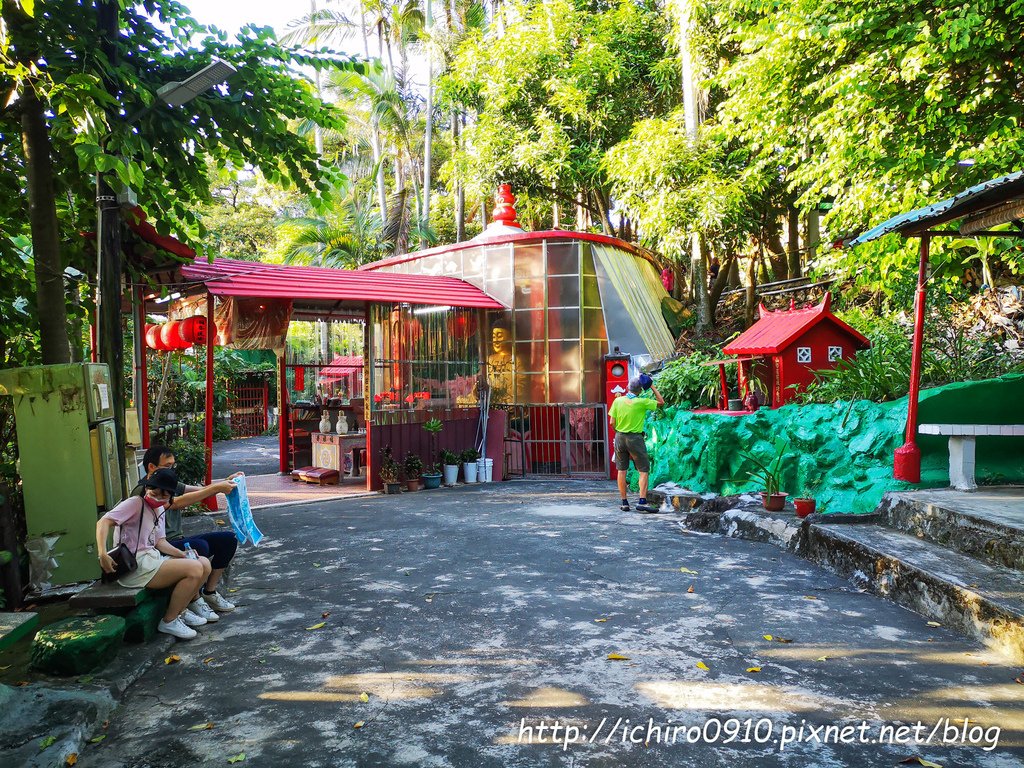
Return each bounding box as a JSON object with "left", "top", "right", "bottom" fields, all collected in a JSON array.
[{"left": 101, "top": 498, "right": 145, "bottom": 583}]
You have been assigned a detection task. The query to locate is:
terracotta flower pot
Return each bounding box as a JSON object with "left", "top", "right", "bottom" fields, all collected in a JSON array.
[
  {"left": 794, "top": 497, "right": 817, "bottom": 518},
  {"left": 405, "top": 478, "right": 422, "bottom": 492},
  {"left": 760, "top": 492, "right": 788, "bottom": 512}
]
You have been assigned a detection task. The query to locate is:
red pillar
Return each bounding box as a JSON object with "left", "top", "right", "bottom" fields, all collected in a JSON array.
[
  {"left": 718, "top": 363, "right": 728, "bottom": 410},
  {"left": 136, "top": 287, "right": 150, "bottom": 448},
  {"left": 278, "top": 352, "right": 289, "bottom": 474},
  {"left": 203, "top": 292, "right": 217, "bottom": 510},
  {"left": 894, "top": 235, "right": 929, "bottom": 483}
]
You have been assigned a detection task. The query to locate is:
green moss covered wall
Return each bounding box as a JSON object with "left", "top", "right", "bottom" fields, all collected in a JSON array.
[{"left": 643, "top": 374, "right": 1024, "bottom": 515}]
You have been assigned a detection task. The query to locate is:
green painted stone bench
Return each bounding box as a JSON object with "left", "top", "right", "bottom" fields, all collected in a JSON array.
[
  {"left": 69, "top": 582, "right": 170, "bottom": 643},
  {"left": 0, "top": 611, "right": 40, "bottom": 652}
]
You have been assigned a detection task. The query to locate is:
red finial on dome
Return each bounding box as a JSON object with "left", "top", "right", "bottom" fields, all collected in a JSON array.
[{"left": 491, "top": 184, "right": 520, "bottom": 228}]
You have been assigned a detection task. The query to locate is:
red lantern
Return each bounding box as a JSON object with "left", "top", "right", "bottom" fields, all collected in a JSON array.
[
  {"left": 178, "top": 315, "right": 208, "bottom": 345},
  {"left": 145, "top": 325, "right": 163, "bottom": 350},
  {"left": 448, "top": 313, "right": 477, "bottom": 340},
  {"left": 160, "top": 321, "right": 191, "bottom": 350}
]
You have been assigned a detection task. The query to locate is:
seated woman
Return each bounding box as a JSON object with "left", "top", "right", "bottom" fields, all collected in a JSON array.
[
  {"left": 140, "top": 444, "right": 241, "bottom": 614},
  {"left": 96, "top": 468, "right": 220, "bottom": 640}
]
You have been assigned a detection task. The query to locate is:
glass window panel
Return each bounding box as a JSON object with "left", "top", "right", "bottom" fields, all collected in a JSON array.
[
  {"left": 514, "top": 341, "right": 546, "bottom": 374},
  {"left": 517, "top": 373, "right": 548, "bottom": 403},
  {"left": 583, "top": 370, "right": 603, "bottom": 402},
  {"left": 548, "top": 372, "right": 581, "bottom": 403},
  {"left": 581, "top": 242, "right": 596, "bottom": 275},
  {"left": 583, "top": 341, "right": 609, "bottom": 373},
  {"left": 514, "top": 275, "right": 545, "bottom": 309},
  {"left": 465, "top": 246, "right": 487, "bottom": 276},
  {"left": 547, "top": 308, "right": 580, "bottom": 340},
  {"left": 582, "top": 274, "right": 601, "bottom": 307},
  {"left": 548, "top": 340, "right": 580, "bottom": 372},
  {"left": 547, "top": 275, "right": 580, "bottom": 307},
  {"left": 583, "top": 307, "right": 607, "bottom": 340},
  {"left": 546, "top": 242, "right": 578, "bottom": 275},
  {"left": 514, "top": 310, "right": 545, "bottom": 342}
]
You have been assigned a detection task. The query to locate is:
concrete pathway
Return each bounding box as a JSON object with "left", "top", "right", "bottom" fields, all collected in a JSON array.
[
  {"left": 83, "top": 481, "right": 1024, "bottom": 767},
  {"left": 212, "top": 435, "right": 280, "bottom": 478}
]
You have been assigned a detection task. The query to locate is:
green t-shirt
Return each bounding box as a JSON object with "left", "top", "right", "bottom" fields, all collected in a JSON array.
[{"left": 609, "top": 393, "right": 657, "bottom": 433}]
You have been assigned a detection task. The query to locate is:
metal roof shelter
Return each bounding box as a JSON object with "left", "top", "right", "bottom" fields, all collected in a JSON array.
[
  {"left": 723, "top": 295, "right": 869, "bottom": 356},
  {"left": 843, "top": 169, "right": 1024, "bottom": 483}
]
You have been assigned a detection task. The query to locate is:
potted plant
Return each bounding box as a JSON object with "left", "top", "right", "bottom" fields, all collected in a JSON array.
[
  {"left": 740, "top": 438, "right": 789, "bottom": 512},
  {"left": 379, "top": 446, "right": 402, "bottom": 495},
  {"left": 461, "top": 448, "right": 480, "bottom": 483},
  {"left": 794, "top": 481, "right": 819, "bottom": 518},
  {"left": 403, "top": 452, "right": 423, "bottom": 491},
  {"left": 421, "top": 419, "right": 444, "bottom": 489},
  {"left": 440, "top": 449, "right": 460, "bottom": 486}
]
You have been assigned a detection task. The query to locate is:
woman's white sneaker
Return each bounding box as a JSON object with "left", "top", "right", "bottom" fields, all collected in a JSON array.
[
  {"left": 158, "top": 617, "right": 197, "bottom": 640},
  {"left": 189, "top": 598, "right": 220, "bottom": 622},
  {"left": 203, "top": 591, "right": 236, "bottom": 612},
  {"left": 180, "top": 608, "right": 207, "bottom": 627}
]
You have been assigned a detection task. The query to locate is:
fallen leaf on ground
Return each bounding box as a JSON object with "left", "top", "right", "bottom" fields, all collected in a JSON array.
[
  {"left": 39, "top": 736, "right": 56, "bottom": 749},
  {"left": 15, "top": 681, "right": 28, "bottom": 687},
  {"left": 306, "top": 622, "right": 326, "bottom": 631},
  {"left": 898, "top": 758, "right": 943, "bottom": 767},
  {"left": 269, "top": 646, "right": 280, "bottom": 652},
  {"left": 188, "top": 722, "right": 215, "bottom": 731},
  {"left": 0, "top": 665, "right": 10, "bottom": 671},
  {"left": 816, "top": 656, "right": 829, "bottom": 662},
  {"left": 78, "top": 675, "right": 94, "bottom": 684},
  {"left": 321, "top": 611, "right": 331, "bottom": 619},
  {"left": 804, "top": 595, "right": 819, "bottom": 600},
  {"left": 679, "top": 567, "right": 698, "bottom": 574},
  {"left": 359, "top": 692, "right": 370, "bottom": 702},
  {"left": 203, "top": 657, "right": 215, "bottom": 665},
  {"left": 696, "top": 661, "right": 710, "bottom": 671},
  {"left": 164, "top": 655, "right": 181, "bottom": 665},
  {"left": 227, "top": 753, "right": 246, "bottom": 763},
  {"left": 227, "top": 588, "right": 239, "bottom": 593},
  {"left": 215, "top": 519, "right": 226, "bottom": 526},
  {"left": 353, "top": 721, "right": 365, "bottom": 729},
  {"left": 762, "top": 634, "right": 774, "bottom": 641},
  {"left": 89, "top": 735, "right": 106, "bottom": 744},
  {"left": 607, "top": 653, "right": 631, "bottom": 661},
  {"left": 746, "top": 667, "right": 761, "bottom": 673},
  {"left": 66, "top": 754, "right": 77, "bottom": 766},
  {"left": 1015, "top": 676, "right": 1023, "bottom": 685},
  {"left": 687, "top": 585, "right": 695, "bottom": 594},
  {"left": 926, "top": 621, "right": 942, "bottom": 628},
  {"left": 594, "top": 618, "right": 608, "bottom": 623},
  {"left": 776, "top": 637, "right": 794, "bottom": 643},
  {"left": 312, "top": 563, "right": 321, "bottom": 568}
]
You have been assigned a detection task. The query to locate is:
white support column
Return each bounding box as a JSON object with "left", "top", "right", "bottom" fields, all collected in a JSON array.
[{"left": 948, "top": 436, "right": 977, "bottom": 491}]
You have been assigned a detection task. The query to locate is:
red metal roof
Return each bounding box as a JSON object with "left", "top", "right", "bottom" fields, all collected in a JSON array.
[
  {"left": 722, "top": 294, "right": 869, "bottom": 355},
  {"left": 181, "top": 258, "right": 505, "bottom": 309}
]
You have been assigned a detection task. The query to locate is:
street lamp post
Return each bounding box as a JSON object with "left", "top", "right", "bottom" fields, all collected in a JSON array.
[{"left": 94, "top": 53, "right": 236, "bottom": 493}]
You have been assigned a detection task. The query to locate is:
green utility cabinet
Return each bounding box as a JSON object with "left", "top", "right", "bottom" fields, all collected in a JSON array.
[{"left": 0, "top": 363, "right": 121, "bottom": 588}]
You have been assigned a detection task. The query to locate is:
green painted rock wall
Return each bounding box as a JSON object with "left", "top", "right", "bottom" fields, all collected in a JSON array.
[
  {"left": 643, "top": 374, "right": 1024, "bottom": 515},
  {"left": 31, "top": 615, "right": 125, "bottom": 676}
]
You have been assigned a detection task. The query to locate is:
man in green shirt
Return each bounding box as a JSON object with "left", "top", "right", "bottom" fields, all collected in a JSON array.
[{"left": 609, "top": 374, "right": 663, "bottom": 512}]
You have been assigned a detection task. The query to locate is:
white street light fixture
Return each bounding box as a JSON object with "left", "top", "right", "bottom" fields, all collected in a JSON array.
[{"left": 156, "top": 59, "right": 237, "bottom": 108}]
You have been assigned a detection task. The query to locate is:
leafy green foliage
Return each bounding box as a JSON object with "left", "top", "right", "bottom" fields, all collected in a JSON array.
[
  {"left": 654, "top": 353, "right": 733, "bottom": 409},
  {"left": 738, "top": 438, "right": 789, "bottom": 496},
  {"left": 167, "top": 436, "right": 206, "bottom": 486}
]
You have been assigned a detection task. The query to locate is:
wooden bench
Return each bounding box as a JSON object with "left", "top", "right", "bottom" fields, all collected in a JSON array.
[{"left": 919, "top": 423, "right": 1024, "bottom": 491}]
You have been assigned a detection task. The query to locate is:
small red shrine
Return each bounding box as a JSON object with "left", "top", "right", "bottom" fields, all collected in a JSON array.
[{"left": 719, "top": 293, "right": 869, "bottom": 408}]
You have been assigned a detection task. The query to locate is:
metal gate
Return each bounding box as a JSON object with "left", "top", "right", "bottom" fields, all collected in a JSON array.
[
  {"left": 503, "top": 403, "right": 608, "bottom": 478},
  {"left": 228, "top": 382, "right": 269, "bottom": 438}
]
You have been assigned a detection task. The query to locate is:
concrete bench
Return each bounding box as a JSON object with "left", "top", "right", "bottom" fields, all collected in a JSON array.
[
  {"left": 919, "top": 423, "right": 1024, "bottom": 491},
  {"left": 68, "top": 581, "right": 149, "bottom": 610}
]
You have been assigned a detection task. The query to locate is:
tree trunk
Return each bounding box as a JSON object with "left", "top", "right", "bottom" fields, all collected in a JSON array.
[
  {"left": 744, "top": 255, "right": 758, "bottom": 328},
  {"left": 766, "top": 216, "right": 787, "bottom": 281},
  {"left": 453, "top": 113, "right": 465, "bottom": 241},
  {"left": 693, "top": 235, "right": 712, "bottom": 329},
  {"left": 709, "top": 253, "right": 736, "bottom": 322},
  {"left": 805, "top": 209, "right": 820, "bottom": 265},
  {"left": 420, "top": 0, "right": 433, "bottom": 249},
  {"left": 20, "top": 90, "right": 71, "bottom": 365},
  {"left": 594, "top": 190, "right": 613, "bottom": 236},
  {"left": 787, "top": 205, "right": 801, "bottom": 279}
]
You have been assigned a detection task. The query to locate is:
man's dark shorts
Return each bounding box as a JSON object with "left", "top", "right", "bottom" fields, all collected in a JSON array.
[{"left": 614, "top": 432, "right": 650, "bottom": 473}]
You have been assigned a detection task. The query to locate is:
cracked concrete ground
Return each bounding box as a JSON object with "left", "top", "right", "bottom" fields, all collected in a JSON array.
[{"left": 81, "top": 481, "right": 1024, "bottom": 767}]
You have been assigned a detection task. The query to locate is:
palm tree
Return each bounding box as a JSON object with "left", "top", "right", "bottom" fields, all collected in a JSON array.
[{"left": 278, "top": 190, "right": 386, "bottom": 268}]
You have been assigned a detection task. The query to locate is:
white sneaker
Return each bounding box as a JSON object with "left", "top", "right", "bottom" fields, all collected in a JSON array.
[
  {"left": 203, "top": 590, "right": 236, "bottom": 612},
  {"left": 158, "top": 617, "right": 197, "bottom": 640},
  {"left": 189, "top": 598, "right": 220, "bottom": 622},
  {"left": 180, "top": 608, "right": 207, "bottom": 627}
]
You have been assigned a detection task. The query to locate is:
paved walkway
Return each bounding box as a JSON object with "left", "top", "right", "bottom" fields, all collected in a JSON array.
[{"left": 84, "top": 482, "right": 1024, "bottom": 767}]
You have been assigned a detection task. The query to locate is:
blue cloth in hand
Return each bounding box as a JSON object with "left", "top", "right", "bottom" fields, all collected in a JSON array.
[{"left": 225, "top": 475, "right": 264, "bottom": 546}]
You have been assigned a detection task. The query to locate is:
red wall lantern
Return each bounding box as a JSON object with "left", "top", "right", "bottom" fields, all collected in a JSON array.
[
  {"left": 448, "top": 313, "right": 477, "bottom": 341},
  {"left": 602, "top": 352, "right": 631, "bottom": 479},
  {"left": 160, "top": 321, "right": 191, "bottom": 350},
  {"left": 145, "top": 324, "right": 164, "bottom": 350},
  {"left": 177, "top": 315, "right": 208, "bottom": 345}
]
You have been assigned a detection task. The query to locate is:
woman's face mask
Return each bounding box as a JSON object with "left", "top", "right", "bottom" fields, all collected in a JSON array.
[{"left": 143, "top": 491, "right": 169, "bottom": 510}]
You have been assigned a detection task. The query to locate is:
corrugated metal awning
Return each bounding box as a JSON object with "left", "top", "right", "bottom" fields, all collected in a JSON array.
[
  {"left": 181, "top": 258, "right": 506, "bottom": 309},
  {"left": 845, "top": 170, "right": 1024, "bottom": 246}
]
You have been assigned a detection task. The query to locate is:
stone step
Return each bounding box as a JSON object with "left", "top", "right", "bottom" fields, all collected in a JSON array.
[
  {"left": 806, "top": 522, "right": 1024, "bottom": 663},
  {"left": 878, "top": 488, "right": 1024, "bottom": 571}
]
